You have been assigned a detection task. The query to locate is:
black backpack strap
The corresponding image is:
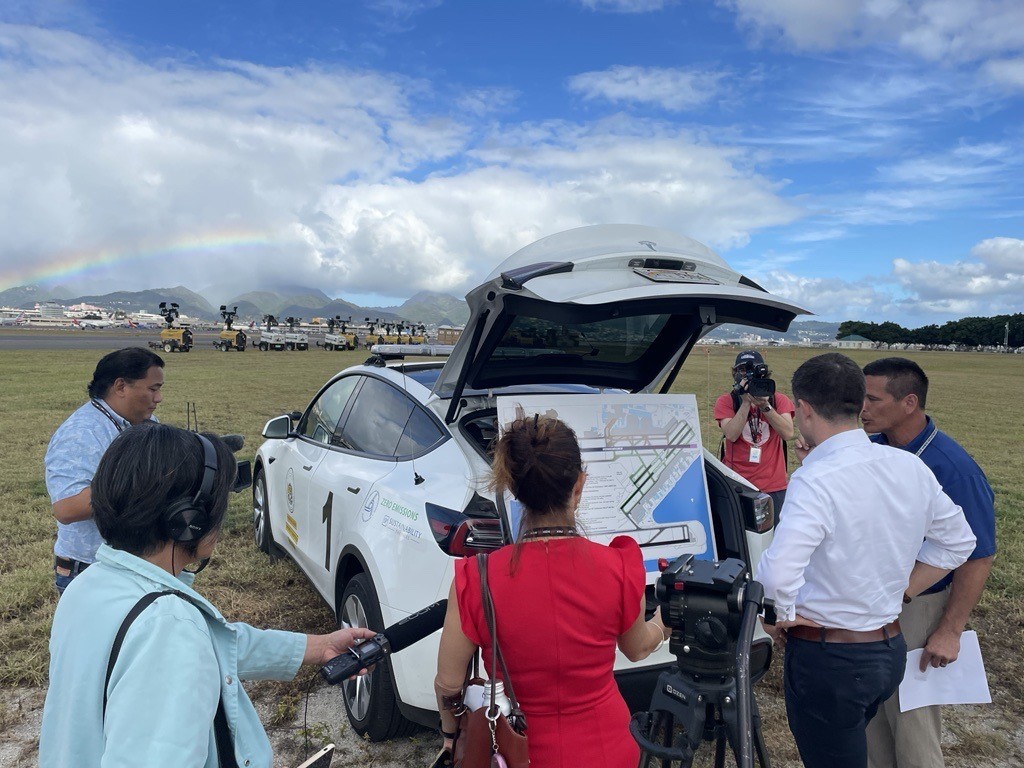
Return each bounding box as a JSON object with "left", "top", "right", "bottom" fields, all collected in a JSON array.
[{"left": 103, "top": 590, "right": 238, "bottom": 768}]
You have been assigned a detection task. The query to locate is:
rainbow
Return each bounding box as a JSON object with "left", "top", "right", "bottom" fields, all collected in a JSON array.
[{"left": 0, "top": 229, "right": 281, "bottom": 290}]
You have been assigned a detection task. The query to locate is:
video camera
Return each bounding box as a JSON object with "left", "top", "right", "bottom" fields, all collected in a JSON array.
[
  {"left": 732, "top": 362, "right": 776, "bottom": 399},
  {"left": 631, "top": 554, "right": 776, "bottom": 768}
]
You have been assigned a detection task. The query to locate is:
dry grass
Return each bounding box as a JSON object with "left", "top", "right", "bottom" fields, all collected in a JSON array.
[{"left": 0, "top": 343, "right": 1021, "bottom": 766}]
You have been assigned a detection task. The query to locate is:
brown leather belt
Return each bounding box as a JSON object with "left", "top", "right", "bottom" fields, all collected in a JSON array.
[
  {"left": 787, "top": 619, "right": 901, "bottom": 644},
  {"left": 54, "top": 556, "right": 91, "bottom": 575}
]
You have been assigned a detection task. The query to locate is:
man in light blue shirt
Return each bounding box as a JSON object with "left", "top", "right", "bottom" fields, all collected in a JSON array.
[{"left": 44, "top": 347, "right": 165, "bottom": 593}]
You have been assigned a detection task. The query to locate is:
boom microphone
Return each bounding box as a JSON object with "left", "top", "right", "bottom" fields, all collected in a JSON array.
[{"left": 321, "top": 599, "right": 448, "bottom": 685}]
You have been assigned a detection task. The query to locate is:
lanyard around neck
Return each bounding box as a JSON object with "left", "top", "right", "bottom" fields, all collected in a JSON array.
[{"left": 90, "top": 399, "right": 126, "bottom": 433}]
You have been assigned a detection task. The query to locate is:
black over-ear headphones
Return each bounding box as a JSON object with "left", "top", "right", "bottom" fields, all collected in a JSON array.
[{"left": 163, "top": 433, "right": 218, "bottom": 544}]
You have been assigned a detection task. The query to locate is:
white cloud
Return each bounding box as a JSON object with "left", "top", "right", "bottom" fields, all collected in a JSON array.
[
  {"left": 984, "top": 57, "right": 1024, "bottom": 88},
  {"left": 755, "top": 269, "right": 898, "bottom": 319},
  {"left": 721, "top": 0, "right": 1024, "bottom": 70},
  {"left": 892, "top": 237, "right": 1024, "bottom": 310},
  {"left": 577, "top": 0, "right": 676, "bottom": 12},
  {"left": 0, "top": 24, "right": 803, "bottom": 299},
  {"left": 567, "top": 65, "right": 725, "bottom": 111}
]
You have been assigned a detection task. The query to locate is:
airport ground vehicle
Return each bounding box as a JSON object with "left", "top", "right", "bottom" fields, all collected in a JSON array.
[
  {"left": 252, "top": 315, "right": 288, "bottom": 351},
  {"left": 213, "top": 305, "right": 247, "bottom": 352},
  {"left": 149, "top": 302, "right": 193, "bottom": 353},
  {"left": 284, "top": 316, "right": 310, "bottom": 351},
  {"left": 318, "top": 316, "right": 357, "bottom": 351},
  {"left": 252, "top": 225, "right": 806, "bottom": 741}
]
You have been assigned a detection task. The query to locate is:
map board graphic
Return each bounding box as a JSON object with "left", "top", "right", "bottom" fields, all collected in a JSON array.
[{"left": 496, "top": 394, "right": 716, "bottom": 581}]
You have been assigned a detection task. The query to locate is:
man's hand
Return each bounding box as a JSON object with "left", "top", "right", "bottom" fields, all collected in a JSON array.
[
  {"left": 793, "top": 437, "right": 815, "bottom": 463},
  {"left": 304, "top": 626, "right": 378, "bottom": 666},
  {"left": 920, "top": 627, "right": 961, "bottom": 672},
  {"left": 776, "top": 614, "right": 823, "bottom": 631},
  {"left": 749, "top": 395, "right": 772, "bottom": 411},
  {"left": 760, "top": 616, "right": 786, "bottom": 647}
]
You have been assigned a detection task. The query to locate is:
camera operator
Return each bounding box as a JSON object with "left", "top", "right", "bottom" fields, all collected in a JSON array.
[
  {"left": 756, "top": 354, "right": 975, "bottom": 768},
  {"left": 715, "top": 350, "right": 795, "bottom": 515},
  {"left": 39, "top": 423, "right": 376, "bottom": 768}
]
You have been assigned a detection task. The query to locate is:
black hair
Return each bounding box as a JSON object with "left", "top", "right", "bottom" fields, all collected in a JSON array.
[
  {"left": 87, "top": 347, "right": 165, "bottom": 399},
  {"left": 862, "top": 357, "right": 929, "bottom": 409},
  {"left": 91, "top": 423, "right": 236, "bottom": 558},
  {"left": 791, "top": 353, "right": 865, "bottom": 422}
]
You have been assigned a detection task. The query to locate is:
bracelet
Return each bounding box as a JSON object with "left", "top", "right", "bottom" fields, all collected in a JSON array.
[{"left": 441, "top": 728, "right": 457, "bottom": 739}]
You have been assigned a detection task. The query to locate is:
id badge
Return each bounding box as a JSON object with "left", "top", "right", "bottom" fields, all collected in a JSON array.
[{"left": 748, "top": 446, "right": 762, "bottom": 464}]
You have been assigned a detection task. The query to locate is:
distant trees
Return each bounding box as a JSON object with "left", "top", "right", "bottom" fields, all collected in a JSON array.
[{"left": 837, "top": 314, "right": 1023, "bottom": 347}]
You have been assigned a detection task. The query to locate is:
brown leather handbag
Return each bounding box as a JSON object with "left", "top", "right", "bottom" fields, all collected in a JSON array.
[{"left": 452, "top": 554, "right": 529, "bottom": 768}]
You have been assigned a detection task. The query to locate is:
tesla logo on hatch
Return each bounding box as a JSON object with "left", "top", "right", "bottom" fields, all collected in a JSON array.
[
  {"left": 362, "top": 490, "right": 379, "bottom": 523},
  {"left": 639, "top": 240, "right": 657, "bottom": 251}
]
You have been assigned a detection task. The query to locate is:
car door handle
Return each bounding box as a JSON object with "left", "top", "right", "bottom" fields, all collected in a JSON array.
[
  {"left": 302, "top": 464, "right": 313, "bottom": 471},
  {"left": 347, "top": 486, "right": 361, "bottom": 494}
]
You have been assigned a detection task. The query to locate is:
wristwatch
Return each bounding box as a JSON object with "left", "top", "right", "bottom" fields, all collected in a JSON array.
[{"left": 762, "top": 403, "right": 773, "bottom": 413}]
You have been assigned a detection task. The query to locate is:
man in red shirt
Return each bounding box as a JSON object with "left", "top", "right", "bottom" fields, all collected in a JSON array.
[{"left": 714, "top": 350, "right": 795, "bottom": 516}]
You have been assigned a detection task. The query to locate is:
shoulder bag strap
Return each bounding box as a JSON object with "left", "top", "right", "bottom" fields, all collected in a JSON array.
[
  {"left": 103, "top": 590, "right": 239, "bottom": 768},
  {"left": 476, "top": 554, "right": 525, "bottom": 727}
]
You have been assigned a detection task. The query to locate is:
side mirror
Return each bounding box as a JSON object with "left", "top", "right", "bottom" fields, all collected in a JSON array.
[{"left": 262, "top": 415, "right": 293, "bottom": 439}]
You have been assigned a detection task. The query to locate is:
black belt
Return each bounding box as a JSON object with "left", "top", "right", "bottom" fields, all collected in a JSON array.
[{"left": 55, "top": 556, "right": 91, "bottom": 575}]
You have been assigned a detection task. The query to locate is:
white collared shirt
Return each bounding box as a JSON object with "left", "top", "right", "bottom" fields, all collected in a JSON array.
[{"left": 757, "top": 428, "right": 976, "bottom": 631}]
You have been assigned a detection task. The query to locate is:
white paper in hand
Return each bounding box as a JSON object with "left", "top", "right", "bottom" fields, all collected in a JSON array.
[{"left": 899, "top": 630, "right": 992, "bottom": 713}]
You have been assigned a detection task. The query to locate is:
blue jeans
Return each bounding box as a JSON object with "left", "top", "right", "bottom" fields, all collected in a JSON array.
[
  {"left": 784, "top": 633, "right": 907, "bottom": 768},
  {"left": 54, "top": 571, "right": 74, "bottom": 595}
]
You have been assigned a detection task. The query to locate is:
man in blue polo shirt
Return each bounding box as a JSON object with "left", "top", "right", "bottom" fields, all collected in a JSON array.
[
  {"left": 861, "top": 357, "right": 996, "bottom": 768},
  {"left": 44, "top": 347, "right": 165, "bottom": 595}
]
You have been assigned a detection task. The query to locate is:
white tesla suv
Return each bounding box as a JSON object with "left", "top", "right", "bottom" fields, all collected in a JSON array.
[{"left": 252, "top": 224, "right": 807, "bottom": 740}]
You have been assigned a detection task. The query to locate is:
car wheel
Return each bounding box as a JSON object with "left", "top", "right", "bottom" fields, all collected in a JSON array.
[
  {"left": 259, "top": 342, "right": 268, "bottom": 351},
  {"left": 163, "top": 341, "right": 173, "bottom": 353},
  {"left": 325, "top": 343, "right": 333, "bottom": 351},
  {"left": 338, "top": 574, "right": 419, "bottom": 741},
  {"left": 252, "top": 471, "right": 278, "bottom": 557},
  {"left": 220, "top": 341, "right": 229, "bottom": 352}
]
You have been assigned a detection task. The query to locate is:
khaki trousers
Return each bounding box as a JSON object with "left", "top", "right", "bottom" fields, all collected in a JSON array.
[{"left": 865, "top": 588, "right": 950, "bottom": 768}]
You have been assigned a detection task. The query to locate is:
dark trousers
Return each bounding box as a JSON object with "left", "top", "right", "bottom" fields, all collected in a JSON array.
[
  {"left": 768, "top": 489, "right": 787, "bottom": 521},
  {"left": 784, "top": 634, "right": 907, "bottom": 768}
]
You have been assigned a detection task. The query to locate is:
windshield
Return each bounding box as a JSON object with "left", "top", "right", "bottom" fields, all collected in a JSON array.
[{"left": 491, "top": 314, "right": 670, "bottom": 363}]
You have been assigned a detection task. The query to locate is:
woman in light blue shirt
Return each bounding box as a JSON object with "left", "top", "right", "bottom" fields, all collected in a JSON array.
[{"left": 40, "top": 423, "right": 375, "bottom": 768}]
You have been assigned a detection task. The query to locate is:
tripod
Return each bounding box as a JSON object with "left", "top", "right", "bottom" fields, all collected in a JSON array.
[{"left": 630, "top": 581, "right": 771, "bottom": 768}]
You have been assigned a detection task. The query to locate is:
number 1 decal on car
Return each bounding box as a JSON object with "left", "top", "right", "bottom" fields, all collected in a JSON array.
[{"left": 322, "top": 491, "right": 333, "bottom": 570}]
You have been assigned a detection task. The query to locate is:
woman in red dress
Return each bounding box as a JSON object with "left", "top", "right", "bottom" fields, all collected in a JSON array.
[{"left": 434, "top": 414, "right": 669, "bottom": 767}]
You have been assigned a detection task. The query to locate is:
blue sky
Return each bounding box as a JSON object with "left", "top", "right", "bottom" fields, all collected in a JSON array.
[{"left": 1, "top": 0, "right": 1022, "bottom": 324}]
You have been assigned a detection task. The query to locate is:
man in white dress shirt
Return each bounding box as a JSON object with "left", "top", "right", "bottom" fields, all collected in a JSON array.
[{"left": 757, "top": 353, "right": 975, "bottom": 768}]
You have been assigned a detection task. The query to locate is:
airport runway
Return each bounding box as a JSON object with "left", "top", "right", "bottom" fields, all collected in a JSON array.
[{"left": 0, "top": 328, "right": 273, "bottom": 350}]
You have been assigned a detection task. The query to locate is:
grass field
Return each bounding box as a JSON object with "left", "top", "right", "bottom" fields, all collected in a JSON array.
[{"left": 1, "top": 343, "right": 1021, "bottom": 765}]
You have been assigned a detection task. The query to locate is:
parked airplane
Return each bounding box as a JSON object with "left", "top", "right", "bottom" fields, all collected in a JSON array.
[{"left": 0, "top": 312, "right": 27, "bottom": 326}]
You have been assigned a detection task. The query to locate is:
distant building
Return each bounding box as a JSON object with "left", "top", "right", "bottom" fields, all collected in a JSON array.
[
  {"left": 835, "top": 334, "right": 874, "bottom": 350},
  {"left": 38, "top": 301, "right": 65, "bottom": 320},
  {"left": 437, "top": 325, "right": 464, "bottom": 345}
]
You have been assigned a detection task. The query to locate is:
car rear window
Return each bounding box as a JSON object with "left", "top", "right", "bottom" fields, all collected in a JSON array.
[{"left": 491, "top": 313, "right": 671, "bottom": 364}]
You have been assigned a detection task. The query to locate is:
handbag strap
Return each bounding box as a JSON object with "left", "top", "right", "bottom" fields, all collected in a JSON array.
[
  {"left": 476, "top": 554, "right": 525, "bottom": 729},
  {"left": 103, "top": 590, "right": 238, "bottom": 768}
]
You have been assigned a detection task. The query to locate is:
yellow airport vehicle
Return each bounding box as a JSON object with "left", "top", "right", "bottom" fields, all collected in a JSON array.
[
  {"left": 213, "top": 305, "right": 247, "bottom": 352},
  {"left": 149, "top": 302, "right": 193, "bottom": 353}
]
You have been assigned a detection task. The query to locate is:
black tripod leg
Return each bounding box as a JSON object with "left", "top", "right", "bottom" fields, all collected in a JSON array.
[
  {"left": 751, "top": 697, "right": 771, "bottom": 768},
  {"left": 714, "top": 722, "right": 727, "bottom": 768}
]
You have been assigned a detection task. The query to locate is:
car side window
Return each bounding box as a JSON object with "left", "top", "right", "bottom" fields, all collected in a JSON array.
[
  {"left": 340, "top": 377, "right": 415, "bottom": 457},
  {"left": 396, "top": 407, "right": 445, "bottom": 459},
  {"left": 300, "top": 376, "right": 359, "bottom": 445}
]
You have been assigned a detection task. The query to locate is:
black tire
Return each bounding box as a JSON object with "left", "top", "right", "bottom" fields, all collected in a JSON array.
[
  {"left": 220, "top": 341, "right": 230, "bottom": 352},
  {"left": 338, "top": 574, "right": 419, "bottom": 741},
  {"left": 252, "top": 471, "right": 278, "bottom": 557},
  {"left": 325, "top": 343, "right": 333, "bottom": 351},
  {"left": 259, "top": 342, "right": 268, "bottom": 351},
  {"left": 163, "top": 341, "right": 173, "bottom": 353}
]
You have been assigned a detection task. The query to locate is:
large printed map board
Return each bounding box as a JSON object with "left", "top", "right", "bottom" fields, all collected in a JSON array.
[{"left": 496, "top": 394, "right": 716, "bottom": 582}]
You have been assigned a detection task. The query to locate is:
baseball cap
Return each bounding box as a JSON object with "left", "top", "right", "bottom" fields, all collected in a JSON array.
[{"left": 734, "top": 350, "right": 765, "bottom": 369}]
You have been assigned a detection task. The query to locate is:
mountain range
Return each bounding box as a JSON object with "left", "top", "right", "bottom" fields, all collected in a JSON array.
[{"left": 0, "top": 284, "right": 471, "bottom": 326}]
